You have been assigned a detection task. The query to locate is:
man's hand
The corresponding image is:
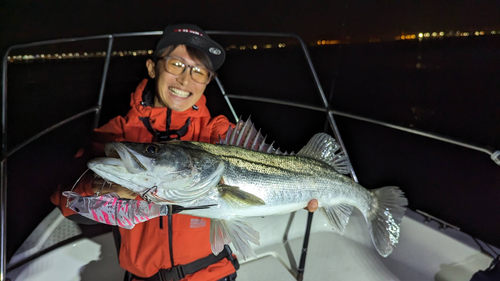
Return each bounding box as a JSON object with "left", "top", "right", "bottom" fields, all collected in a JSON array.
[
  {"left": 305, "top": 199, "right": 318, "bottom": 212},
  {"left": 92, "top": 177, "right": 138, "bottom": 199}
]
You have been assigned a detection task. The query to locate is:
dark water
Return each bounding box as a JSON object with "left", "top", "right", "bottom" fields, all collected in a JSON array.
[{"left": 4, "top": 35, "right": 500, "bottom": 260}]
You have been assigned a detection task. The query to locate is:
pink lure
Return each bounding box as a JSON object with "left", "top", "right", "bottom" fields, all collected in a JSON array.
[{"left": 63, "top": 191, "right": 167, "bottom": 229}]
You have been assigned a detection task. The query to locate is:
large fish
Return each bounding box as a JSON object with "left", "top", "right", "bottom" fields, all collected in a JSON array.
[{"left": 65, "top": 119, "right": 408, "bottom": 259}]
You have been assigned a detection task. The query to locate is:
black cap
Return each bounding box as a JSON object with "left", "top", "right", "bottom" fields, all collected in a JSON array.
[{"left": 153, "top": 24, "right": 226, "bottom": 70}]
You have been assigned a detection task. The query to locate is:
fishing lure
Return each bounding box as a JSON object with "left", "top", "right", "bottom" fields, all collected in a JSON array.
[
  {"left": 63, "top": 191, "right": 166, "bottom": 229},
  {"left": 63, "top": 191, "right": 215, "bottom": 228}
]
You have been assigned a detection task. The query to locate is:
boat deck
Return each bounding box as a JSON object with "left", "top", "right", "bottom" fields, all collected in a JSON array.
[{"left": 7, "top": 208, "right": 495, "bottom": 280}]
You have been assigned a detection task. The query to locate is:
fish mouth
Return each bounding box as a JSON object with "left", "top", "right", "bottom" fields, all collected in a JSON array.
[
  {"left": 87, "top": 143, "right": 158, "bottom": 192},
  {"left": 102, "top": 143, "right": 148, "bottom": 174}
]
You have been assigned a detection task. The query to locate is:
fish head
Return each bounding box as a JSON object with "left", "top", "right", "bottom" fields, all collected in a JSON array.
[{"left": 87, "top": 141, "right": 194, "bottom": 192}]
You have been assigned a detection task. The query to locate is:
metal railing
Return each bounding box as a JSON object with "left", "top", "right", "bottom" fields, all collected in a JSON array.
[
  {"left": 3, "top": 29, "right": 498, "bottom": 281},
  {"left": 225, "top": 95, "right": 500, "bottom": 165},
  {"left": 1, "top": 30, "right": 352, "bottom": 281}
]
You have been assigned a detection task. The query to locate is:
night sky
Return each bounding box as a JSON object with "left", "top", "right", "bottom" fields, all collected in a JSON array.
[
  {"left": 2, "top": 0, "right": 500, "bottom": 52},
  {"left": 2, "top": 0, "right": 500, "bottom": 264}
]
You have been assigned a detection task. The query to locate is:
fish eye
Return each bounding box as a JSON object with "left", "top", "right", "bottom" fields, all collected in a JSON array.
[{"left": 145, "top": 145, "right": 159, "bottom": 154}]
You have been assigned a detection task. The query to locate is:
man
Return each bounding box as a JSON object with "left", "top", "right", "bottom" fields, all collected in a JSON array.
[{"left": 52, "top": 23, "right": 317, "bottom": 281}]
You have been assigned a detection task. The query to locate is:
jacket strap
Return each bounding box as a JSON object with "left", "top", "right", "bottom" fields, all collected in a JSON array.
[
  {"left": 129, "top": 245, "right": 239, "bottom": 281},
  {"left": 139, "top": 117, "right": 157, "bottom": 139},
  {"left": 160, "top": 245, "right": 239, "bottom": 281},
  {"left": 138, "top": 116, "right": 191, "bottom": 142}
]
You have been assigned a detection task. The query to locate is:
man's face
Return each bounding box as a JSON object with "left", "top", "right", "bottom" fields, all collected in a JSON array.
[{"left": 146, "top": 45, "right": 208, "bottom": 111}]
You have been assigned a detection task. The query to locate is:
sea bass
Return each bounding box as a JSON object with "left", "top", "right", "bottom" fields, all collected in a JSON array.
[{"left": 65, "top": 119, "right": 408, "bottom": 259}]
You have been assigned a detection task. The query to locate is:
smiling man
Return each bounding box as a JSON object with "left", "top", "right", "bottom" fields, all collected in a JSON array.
[
  {"left": 148, "top": 45, "right": 213, "bottom": 111},
  {"left": 52, "top": 23, "right": 317, "bottom": 281},
  {"left": 53, "top": 24, "right": 240, "bottom": 281}
]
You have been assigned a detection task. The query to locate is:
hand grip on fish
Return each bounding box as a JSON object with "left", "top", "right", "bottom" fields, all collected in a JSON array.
[{"left": 64, "top": 118, "right": 408, "bottom": 259}]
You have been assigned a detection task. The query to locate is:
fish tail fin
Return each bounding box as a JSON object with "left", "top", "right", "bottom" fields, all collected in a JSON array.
[
  {"left": 210, "top": 219, "right": 260, "bottom": 260},
  {"left": 366, "top": 186, "right": 408, "bottom": 257}
]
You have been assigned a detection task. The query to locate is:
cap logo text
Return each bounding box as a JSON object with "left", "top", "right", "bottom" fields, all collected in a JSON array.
[
  {"left": 174, "top": 29, "right": 204, "bottom": 36},
  {"left": 209, "top": 47, "right": 222, "bottom": 55}
]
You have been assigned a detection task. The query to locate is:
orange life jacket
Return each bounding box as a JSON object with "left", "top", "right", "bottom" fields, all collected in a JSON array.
[{"left": 52, "top": 79, "right": 236, "bottom": 280}]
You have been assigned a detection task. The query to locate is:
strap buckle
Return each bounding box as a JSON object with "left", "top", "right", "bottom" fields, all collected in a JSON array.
[
  {"left": 224, "top": 245, "right": 240, "bottom": 270},
  {"left": 158, "top": 265, "right": 186, "bottom": 281}
]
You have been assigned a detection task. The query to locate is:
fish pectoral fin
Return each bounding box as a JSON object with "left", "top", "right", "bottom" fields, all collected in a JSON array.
[
  {"left": 210, "top": 219, "right": 260, "bottom": 260},
  {"left": 159, "top": 162, "right": 225, "bottom": 203},
  {"left": 217, "top": 184, "right": 265, "bottom": 207},
  {"left": 322, "top": 203, "right": 353, "bottom": 234}
]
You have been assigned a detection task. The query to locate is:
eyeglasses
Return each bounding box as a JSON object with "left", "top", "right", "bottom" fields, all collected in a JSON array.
[{"left": 161, "top": 56, "right": 214, "bottom": 84}]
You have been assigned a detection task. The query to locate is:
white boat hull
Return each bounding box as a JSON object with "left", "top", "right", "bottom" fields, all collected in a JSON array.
[{"left": 7, "top": 207, "right": 496, "bottom": 281}]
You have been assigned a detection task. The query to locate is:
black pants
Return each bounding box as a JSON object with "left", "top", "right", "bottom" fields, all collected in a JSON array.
[{"left": 217, "top": 272, "right": 237, "bottom": 281}]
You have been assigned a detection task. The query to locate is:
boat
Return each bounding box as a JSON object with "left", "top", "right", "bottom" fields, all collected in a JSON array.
[{"left": 2, "top": 29, "right": 499, "bottom": 280}]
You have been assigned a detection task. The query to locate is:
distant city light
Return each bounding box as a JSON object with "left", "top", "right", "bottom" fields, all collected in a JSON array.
[
  {"left": 396, "top": 27, "right": 500, "bottom": 42},
  {"left": 7, "top": 26, "right": 500, "bottom": 63},
  {"left": 316, "top": 39, "right": 339, "bottom": 45},
  {"left": 7, "top": 49, "right": 152, "bottom": 62}
]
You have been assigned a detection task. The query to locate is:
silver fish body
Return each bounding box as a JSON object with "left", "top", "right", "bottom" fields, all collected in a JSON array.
[
  {"left": 86, "top": 133, "right": 407, "bottom": 259},
  {"left": 180, "top": 142, "right": 372, "bottom": 219}
]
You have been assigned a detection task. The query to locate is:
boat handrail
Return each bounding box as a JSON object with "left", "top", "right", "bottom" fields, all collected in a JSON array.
[
  {"left": 2, "top": 30, "right": 352, "bottom": 281},
  {"left": 224, "top": 95, "right": 500, "bottom": 165},
  {"left": 3, "top": 30, "right": 498, "bottom": 281}
]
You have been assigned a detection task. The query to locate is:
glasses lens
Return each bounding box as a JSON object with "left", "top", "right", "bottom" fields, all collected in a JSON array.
[
  {"left": 165, "top": 58, "right": 186, "bottom": 75},
  {"left": 190, "top": 66, "right": 211, "bottom": 84},
  {"left": 164, "top": 57, "right": 211, "bottom": 84}
]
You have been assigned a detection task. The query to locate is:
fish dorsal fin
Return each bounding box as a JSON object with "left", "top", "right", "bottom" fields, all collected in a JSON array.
[
  {"left": 297, "top": 133, "right": 351, "bottom": 174},
  {"left": 218, "top": 116, "right": 292, "bottom": 155}
]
